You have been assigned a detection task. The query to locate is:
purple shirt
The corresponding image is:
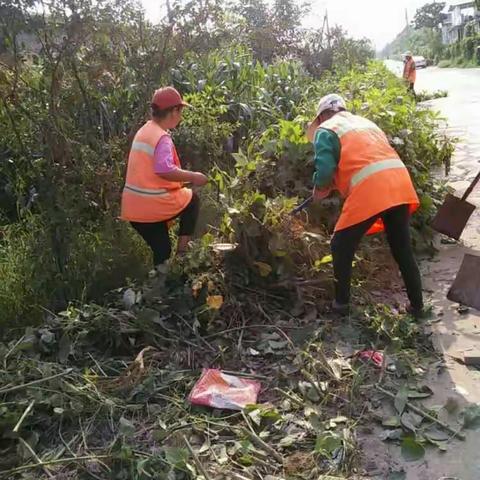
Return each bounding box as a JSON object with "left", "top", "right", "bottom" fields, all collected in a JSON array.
[{"left": 153, "top": 135, "right": 178, "bottom": 174}]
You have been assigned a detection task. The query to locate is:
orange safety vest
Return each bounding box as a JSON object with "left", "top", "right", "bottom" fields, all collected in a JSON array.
[
  {"left": 403, "top": 58, "right": 416, "bottom": 83},
  {"left": 320, "top": 111, "right": 419, "bottom": 235},
  {"left": 120, "top": 120, "right": 192, "bottom": 223}
]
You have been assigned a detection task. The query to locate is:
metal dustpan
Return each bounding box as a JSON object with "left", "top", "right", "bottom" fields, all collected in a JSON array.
[
  {"left": 431, "top": 170, "right": 480, "bottom": 240},
  {"left": 447, "top": 253, "right": 480, "bottom": 310}
]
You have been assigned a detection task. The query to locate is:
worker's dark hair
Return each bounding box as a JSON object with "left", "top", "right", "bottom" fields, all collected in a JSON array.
[{"left": 151, "top": 103, "right": 183, "bottom": 119}]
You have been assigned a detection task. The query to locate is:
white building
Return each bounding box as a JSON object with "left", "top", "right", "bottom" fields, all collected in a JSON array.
[{"left": 441, "top": 1, "right": 480, "bottom": 44}]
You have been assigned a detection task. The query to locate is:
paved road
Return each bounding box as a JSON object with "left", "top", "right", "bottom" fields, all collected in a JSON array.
[
  {"left": 416, "top": 66, "right": 480, "bottom": 167},
  {"left": 376, "top": 62, "right": 480, "bottom": 480},
  {"left": 419, "top": 65, "right": 480, "bottom": 480}
]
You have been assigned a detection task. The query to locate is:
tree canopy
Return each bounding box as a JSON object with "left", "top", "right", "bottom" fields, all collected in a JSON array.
[{"left": 413, "top": 2, "right": 446, "bottom": 30}]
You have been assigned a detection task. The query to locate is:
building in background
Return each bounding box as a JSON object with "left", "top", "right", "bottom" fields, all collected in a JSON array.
[{"left": 441, "top": 1, "right": 480, "bottom": 45}]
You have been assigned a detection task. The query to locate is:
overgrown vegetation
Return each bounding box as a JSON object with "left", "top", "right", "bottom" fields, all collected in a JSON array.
[
  {"left": 438, "top": 34, "right": 480, "bottom": 67},
  {"left": 0, "top": 0, "right": 378, "bottom": 327},
  {"left": 0, "top": 0, "right": 462, "bottom": 478}
]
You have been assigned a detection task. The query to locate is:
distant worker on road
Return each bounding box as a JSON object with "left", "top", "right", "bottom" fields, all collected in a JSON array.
[
  {"left": 120, "top": 87, "right": 208, "bottom": 274},
  {"left": 306, "top": 94, "right": 425, "bottom": 318},
  {"left": 403, "top": 51, "right": 416, "bottom": 98}
]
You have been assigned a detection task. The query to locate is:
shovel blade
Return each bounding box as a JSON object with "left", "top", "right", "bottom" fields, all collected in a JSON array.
[
  {"left": 448, "top": 253, "right": 480, "bottom": 311},
  {"left": 431, "top": 193, "right": 476, "bottom": 240}
]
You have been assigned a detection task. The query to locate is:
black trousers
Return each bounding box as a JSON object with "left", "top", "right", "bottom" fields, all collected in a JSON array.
[
  {"left": 408, "top": 82, "right": 416, "bottom": 99},
  {"left": 131, "top": 192, "right": 200, "bottom": 266},
  {"left": 331, "top": 204, "right": 423, "bottom": 310}
]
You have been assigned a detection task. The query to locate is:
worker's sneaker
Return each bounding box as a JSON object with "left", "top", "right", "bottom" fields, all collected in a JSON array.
[{"left": 331, "top": 300, "right": 350, "bottom": 316}]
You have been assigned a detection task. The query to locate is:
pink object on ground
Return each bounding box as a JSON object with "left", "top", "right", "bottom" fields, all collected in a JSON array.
[
  {"left": 188, "top": 369, "right": 261, "bottom": 410},
  {"left": 356, "top": 350, "right": 384, "bottom": 368}
]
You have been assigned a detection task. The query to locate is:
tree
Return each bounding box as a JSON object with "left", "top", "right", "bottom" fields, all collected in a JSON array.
[{"left": 413, "top": 2, "right": 446, "bottom": 30}]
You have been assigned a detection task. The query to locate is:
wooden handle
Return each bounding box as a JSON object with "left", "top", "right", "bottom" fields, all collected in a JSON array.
[{"left": 461, "top": 170, "right": 480, "bottom": 201}]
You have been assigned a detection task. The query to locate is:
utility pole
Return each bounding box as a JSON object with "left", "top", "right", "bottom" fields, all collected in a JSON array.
[
  {"left": 405, "top": 8, "right": 409, "bottom": 29},
  {"left": 321, "top": 10, "right": 331, "bottom": 48},
  {"left": 166, "top": 0, "right": 173, "bottom": 24}
]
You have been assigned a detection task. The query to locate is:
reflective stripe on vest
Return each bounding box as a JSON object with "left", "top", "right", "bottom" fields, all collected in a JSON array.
[
  {"left": 350, "top": 158, "right": 406, "bottom": 188},
  {"left": 331, "top": 123, "right": 379, "bottom": 139},
  {"left": 124, "top": 183, "right": 170, "bottom": 197},
  {"left": 325, "top": 114, "right": 382, "bottom": 139},
  {"left": 131, "top": 141, "right": 155, "bottom": 156}
]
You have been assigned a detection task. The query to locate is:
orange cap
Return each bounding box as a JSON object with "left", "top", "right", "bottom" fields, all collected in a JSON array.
[{"left": 151, "top": 87, "right": 190, "bottom": 109}]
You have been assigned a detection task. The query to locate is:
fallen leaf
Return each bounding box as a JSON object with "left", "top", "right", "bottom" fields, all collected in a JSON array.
[
  {"left": 327, "top": 359, "right": 343, "bottom": 379},
  {"left": 315, "top": 433, "right": 342, "bottom": 457},
  {"left": 423, "top": 430, "right": 449, "bottom": 451},
  {"left": 382, "top": 416, "right": 401, "bottom": 428},
  {"left": 423, "top": 427, "right": 449, "bottom": 442},
  {"left": 380, "top": 428, "right": 403, "bottom": 441},
  {"left": 119, "top": 416, "right": 135, "bottom": 437},
  {"left": 164, "top": 446, "right": 189, "bottom": 467},
  {"left": 254, "top": 261, "right": 273, "bottom": 277},
  {"left": 401, "top": 437, "right": 425, "bottom": 462},
  {"left": 279, "top": 434, "right": 297, "bottom": 448},
  {"left": 268, "top": 340, "right": 289, "bottom": 350},
  {"left": 206, "top": 295, "right": 223, "bottom": 310},
  {"left": 395, "top": 385, "right": 409, "bottom": 415},
  {"left": 213, "top": 444, "right": 229, "bottom": 464},
  {"left": 408, "top": 385, "right": 434, "bottom": 399},
  {"left": 400, "top": 412, "right": 423, "bottom": 432},
  {"left": 315, "top": 254, "right": 333, "bottom": 267}
]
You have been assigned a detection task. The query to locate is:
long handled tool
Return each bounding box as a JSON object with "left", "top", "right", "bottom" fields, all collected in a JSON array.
[
  {"left": 431, "top": 170, "right": 480, "bottom": 240},
  {"left": 290, "top": 196, "right": 313, "bottom": 215}
]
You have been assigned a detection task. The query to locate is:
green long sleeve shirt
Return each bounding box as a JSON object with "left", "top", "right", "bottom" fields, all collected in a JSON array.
[{"left": 312, "top": 128, "right": 341, "bottom": 188}]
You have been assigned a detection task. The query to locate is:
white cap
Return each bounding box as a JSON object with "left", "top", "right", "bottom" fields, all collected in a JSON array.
[
  {"left": 404, "top": 51, "right": 413, "bottom": 57},
  {"left": 316, "top": 93, "right": 347, "bottom": 117}
]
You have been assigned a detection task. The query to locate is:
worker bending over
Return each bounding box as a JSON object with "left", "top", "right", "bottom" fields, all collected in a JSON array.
[
  {"left": 306, "top": 94, "right": 424, "bottom": 318},
  {"left": 403, "top": 51, "right": 416, "bottom": 98},
  {"left": 121, "top": 87, "right": 208, "bottom": 273}
]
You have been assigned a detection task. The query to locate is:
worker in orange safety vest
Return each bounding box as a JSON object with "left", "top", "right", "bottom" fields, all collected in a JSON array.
[
  {"left": 120, "top": 87, "right": 208, "bottom": 274},
  {"left": 403, "top": 51, "right": 416, "bottom": 99},
  {"left": 306, "top": 93, "right": 425, "bottom": 318}
]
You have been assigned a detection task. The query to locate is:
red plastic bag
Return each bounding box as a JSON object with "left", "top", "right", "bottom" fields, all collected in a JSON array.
[
  {"left": 356, "top": 350, "right": 384, "bottom": 368},
  {"left": 188, "top": 369, "right": 261, "bottom": 410}
]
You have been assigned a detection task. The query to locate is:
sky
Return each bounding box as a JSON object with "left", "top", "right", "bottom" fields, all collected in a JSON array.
[{"left": 140, "top": 0, "right": 432, "bottom": 50}]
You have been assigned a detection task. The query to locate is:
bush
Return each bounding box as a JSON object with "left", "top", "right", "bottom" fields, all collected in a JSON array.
[
  {"left": 439, "top": 34, "right": 480, "bottom": 67},
  {"left": 437, "top": 59, "right": 452, "bottom": 68},
  {"left": 0, "top": 1, "right": 453, "bottom": 328}
]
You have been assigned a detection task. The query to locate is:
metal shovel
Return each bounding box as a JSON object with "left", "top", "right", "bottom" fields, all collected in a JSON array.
[
  {"left": 447, "top": 253, "right": 480, "bottom": 310},
  {"left": 431, "top": 170, "right": 480, "bottom": 240}
]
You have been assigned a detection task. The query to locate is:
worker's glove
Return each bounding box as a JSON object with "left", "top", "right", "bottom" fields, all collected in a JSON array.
[{"left": 313, "top": 186, "right": 332, "bottom": 202}]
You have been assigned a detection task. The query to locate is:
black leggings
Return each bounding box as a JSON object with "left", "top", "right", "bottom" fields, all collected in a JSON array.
[
  {"left": 408, "top": 82, "right": 416, "bottom": 99},
  {"left": 131, "top": 192, "right": 200, "bottom": 266},
  {"left": 331, "top": 204, "right": 423, "bottom": 310}
]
